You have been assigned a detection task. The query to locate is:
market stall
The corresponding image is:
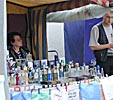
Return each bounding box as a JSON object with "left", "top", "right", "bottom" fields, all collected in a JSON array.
[{"left": 1, "top": 0, "right": 113, "bottom": 100}]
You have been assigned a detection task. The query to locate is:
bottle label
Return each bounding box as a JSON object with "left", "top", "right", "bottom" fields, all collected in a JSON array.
[
  {"left": 53, "top": 73, "right": 58, "bottom": 80},
  {"left": 48, "top": 73, "right": 52, "bottom": 81},
  {"left": 28, "top": 72, "right": 33, "bottom": 83},
  {"left": 34, "top": 73, "right": 38, "bottom": 79},
  {"left": 42, "top": 74, "right": 47, "bottom": 81}
]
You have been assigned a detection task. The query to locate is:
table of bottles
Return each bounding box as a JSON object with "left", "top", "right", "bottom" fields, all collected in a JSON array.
[{"left": 7, "top": 57, "right": 112, "bottom": 100}]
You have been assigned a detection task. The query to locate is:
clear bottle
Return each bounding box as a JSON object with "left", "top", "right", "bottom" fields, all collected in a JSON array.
[
  {"left": 23, "top": 66, "right": 28, "bottom": 85},
  {"left": 10, "top": 74, "right": 14, "bottom": 86},
  {"left": 64, "top": 65, "right": 69, "bottom": 78},
  {"left": 34, "top": 69, "right": 39, "bottom": 83},
  {"left": 20, "top": 69, "right": 25, "bottom": 84},
  {"left": 94, "top": 67, "right": 97, "bottom": 76},
  {"left": 25, "top": 71, "right": 28, "bottom": 85},
  {"left": 57, "top": 63, "right": 60, "bottom": 80},
  {"left": 81, "top": 66, "right": 85, "bottom": 76},
  {"left": 68, "top": 64, "right": 71, "bottom": 77},
  {"left": 18, "top": 73, "right": 22, "bottom": 85},
  {"left": 59, "top": 66, "right": 64, "bottom": 81},
  {"left": 38, "top": 68, "right": 42, "bottom": 82},
  {"left": 75, "top": 67, "right": 80, "bottom": 77},
  {"left": 96, "top": 65, "right": 101, "bottom": 79},
  {"left": 26, "top": 52, "right": 33, "bottom": 70},
  {"left": 97, "top": 70, "right": 101, "bottom": 79},
  {"left": 101, "top": 68, "right": 104, "bottom": 79},
  {"left": 26, "top": 52, "right": 32, "bottom": 61},
  {"left": 85, "top": 65, "right": 89, "bottom": 75}
]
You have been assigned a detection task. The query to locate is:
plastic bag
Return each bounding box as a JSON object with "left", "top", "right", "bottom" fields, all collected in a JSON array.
[
  {"left": 51, "top": 87, "right": 68, "bottom": 100},
  {"left": 31, "top": 89, "right": 50, "bottom": 100},
  {"left": 67, "top": 84, "right": 80, "bottom": 100},
  {"left": 10, "top": 91, "right": 22, "bottom": 100},
  {"left": 101, "top": 76, "right": 113, "bottom": 100},
  {"left": 21, "top": 91, "right": 31, "bottom": 100},
  {"left": 80, "top": 81, "right": 101, "bottom": 100},
  {"left": 10, "top": 91, "right": 31, "bottom": 100}
]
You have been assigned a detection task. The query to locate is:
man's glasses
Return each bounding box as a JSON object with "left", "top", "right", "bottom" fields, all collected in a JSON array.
[{"left": 106, "top": 16, "right": 113, "bottom": 19}]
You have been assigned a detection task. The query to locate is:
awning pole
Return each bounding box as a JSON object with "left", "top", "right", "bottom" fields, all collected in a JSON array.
[{"left": 0, "top": 0, "right": 10, "bottom": 100}]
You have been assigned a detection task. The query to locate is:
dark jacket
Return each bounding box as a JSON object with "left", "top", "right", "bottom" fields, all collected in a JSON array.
[
  {"left": 8, "top": 46, "right": 29, "bottom": 61},
  {"left": 94, "top": 23, "right": 109, "bottom": 62}
]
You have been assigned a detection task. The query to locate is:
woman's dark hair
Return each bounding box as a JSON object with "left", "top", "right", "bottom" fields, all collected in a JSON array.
[{"left": 7, "top": 32, "right": 22, "bottom": 46}]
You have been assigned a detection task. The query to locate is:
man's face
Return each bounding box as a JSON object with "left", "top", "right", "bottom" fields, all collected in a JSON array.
[
  {"left": 103, "top": 12, "right": 113, "bottom": 26},
  {"left": 13, "top": 35, "right": 23, "bottom": 47}
]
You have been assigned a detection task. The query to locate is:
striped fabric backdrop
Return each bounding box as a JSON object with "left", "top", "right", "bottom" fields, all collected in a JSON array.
[
  {"left": 25, "top": 0, "right": 113, "bottom": 60},
  {"left": 47, "top": 0, "right": 90, "bottom": 13},
  {"left": 26, "top": 8, "right": 47, "bottom": 60},
  {"left": 25, "top": 0, "right": 91, "bottom": 60},
  {"left": 47, "top": 0, "right": 113, "bottom": 13}
]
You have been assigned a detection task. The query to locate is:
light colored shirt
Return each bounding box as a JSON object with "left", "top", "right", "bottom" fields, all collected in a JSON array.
[{"left": 89, "top": 22, "right": 113, "bottom": 53}]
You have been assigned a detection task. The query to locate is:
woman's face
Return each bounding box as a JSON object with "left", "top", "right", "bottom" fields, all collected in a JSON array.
[{"left": 12, "top": 35, "right": 23, "bottom": 47}]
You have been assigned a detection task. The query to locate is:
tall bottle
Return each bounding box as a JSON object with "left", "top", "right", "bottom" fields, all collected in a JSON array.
[
  {"left": 101, "top": 68, "right": 104, "bottom": 79},
  {"left": 23, "top": 65, "right": 28, "bottom": 85},
  {"left": 21, "top": 69, "right": 26, "bottom": 84},
  {"left": 15, "top": 75, "right": 19, "bottom": 86},
  {"left": 10, "top": 74, "right": 15, "bottom": 86},
  {"left": 26, "top": 52, "right": 33, "bottom": 69},
  {"left": 18, "top": 73, "right": 22, "bottom": 85},
  {"left": 34, "top": 69, "right": 39, "bottom": 83},
  {"left": 38, "top": 68, "right": 42, "bottom": 83},
  {"left": 26, "top": 52, "right": 32, "bottom": 61},
  {"left": 48, "top": 68, "right": 52, "bottom": 81},
  {"left": 59, "top": 65, "right": 64, "bottom": 81},
  {"left": 64, "top": 65, "right": 69, "bottom": 78},
  {"left": 42, "top": 68, "right": 48, "bottom": 82},
  {"left": 53, "top": 66, "right": 58, "bottom": 81},
  {"left": 75, "top": 67, "right": 80, "bottom": 77},
  {"left": 28, "top": 68, "right": 34, "bottom": 84},
  {"left": 96, "top": 65, "right": 101, "bottom": 79},
  {"left": 57, "top": 63, "right": 60, "bottom": 80}
]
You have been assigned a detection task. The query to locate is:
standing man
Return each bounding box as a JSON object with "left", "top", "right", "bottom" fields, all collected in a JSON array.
[{"left": 89, "top": 11, "right": 113, "bottom": 76}]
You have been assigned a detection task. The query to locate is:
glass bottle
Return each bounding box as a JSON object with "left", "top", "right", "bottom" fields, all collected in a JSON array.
[
  {"left": 96, "top": 65, "right": 101, "bottom": 79},
  {"left": 34, "top": 69, "right": 39, "bottom": 83},
  {"left": 28, "top": 68, "right": 34, "bottom": 84},
  {"left": 42, "top": 68, "right": 48, "bottom": 82},
  {"left": 101, "top": 68, "right": 104, "bottom": 79},
  {"left": 53, "top": 67, "right": 58, "bottom": 81},
  {"left": 48, "top": 68, "right": 52, "bottom": 81}
]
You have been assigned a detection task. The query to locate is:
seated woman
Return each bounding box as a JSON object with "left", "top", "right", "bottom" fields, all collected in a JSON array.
[{"left": 8, "top": 32, "right": 29, "bottom": 61}]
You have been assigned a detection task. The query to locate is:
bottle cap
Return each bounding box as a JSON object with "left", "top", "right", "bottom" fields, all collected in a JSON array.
[{"left": 96, "top": 65, "right": 100, "bottom": 71}]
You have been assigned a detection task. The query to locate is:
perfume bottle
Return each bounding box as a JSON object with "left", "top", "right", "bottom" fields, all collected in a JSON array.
[
  {"left": 28, "top": 68, "right": 34, "bottom": 84},
  {"left": 42, "top": 68, "right": 48, "bottom": 82},
  {"left": 48, "top": 68, "right": 52, "bottom": 81},
  {"left": 34, "top": 69, "right": 38, "bottom": 83}
]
